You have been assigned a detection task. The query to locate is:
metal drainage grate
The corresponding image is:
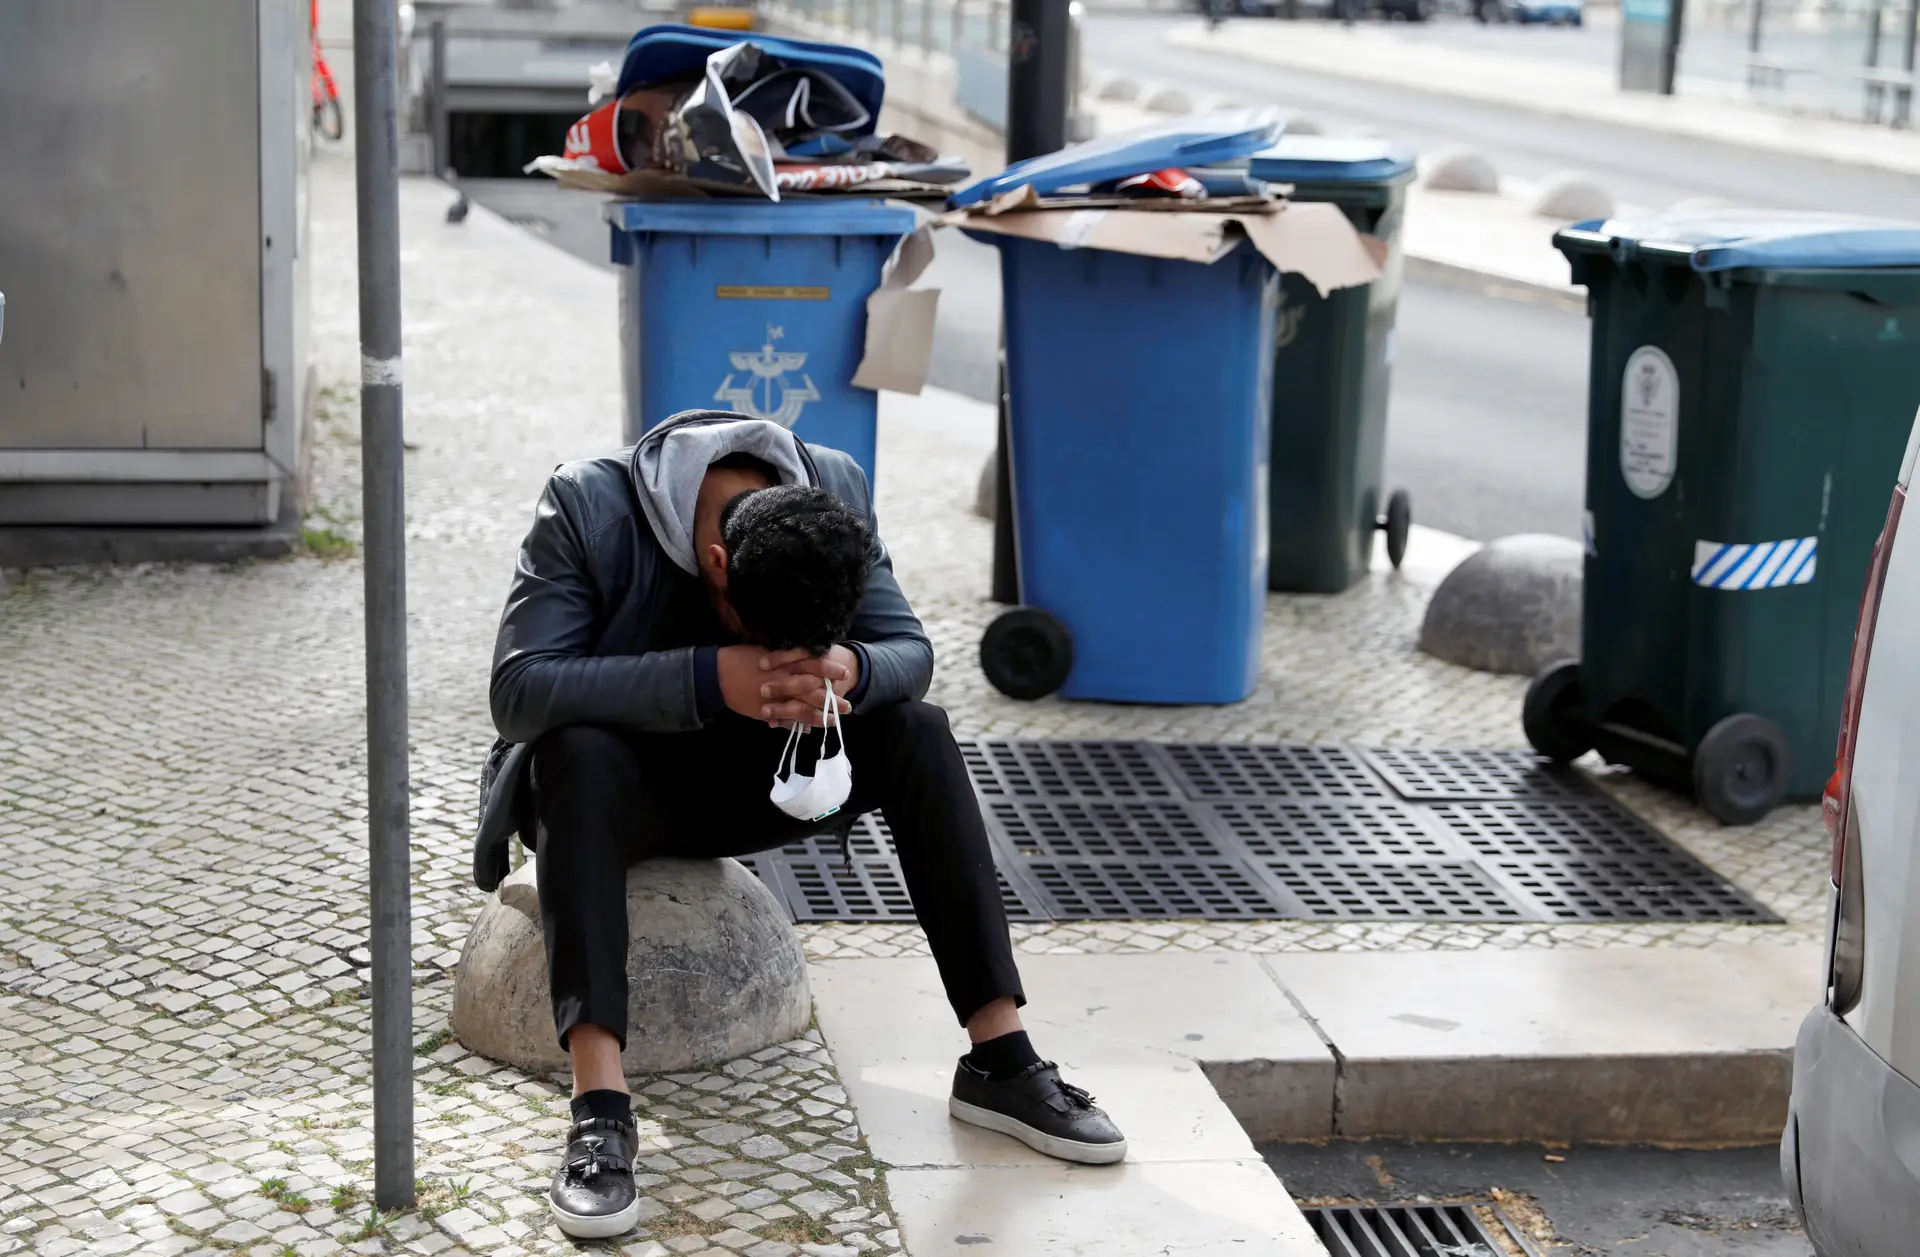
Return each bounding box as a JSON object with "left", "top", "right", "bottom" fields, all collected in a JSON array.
[
  {"left": 1209, "top": 799, "right": 1453, "bottom": 861},
  {"left": 1491, "top": 854, "right": 1775, "bottom": 923},
  {"left": 732, "top": 741, "right": 1777, "bottom": 926},
  {"left": 993, "top": 799, "right": 1228, "bottom": 859},
  {"left": 1022, "top": 859, "right": 1284, "bottom": 919},
  {"left": 1162, "top": 743, "right": 1387, "bottom": 799},
  {"left": 1431, "top": 799, "right": 1670, "bottom": 859},
  {"left": 963, "top": 739, "right": 1177, "bottom": 798},
  {"left": 1363, "top": 747, "right": 1590, "bottom": 801},
  {"left": 1265, "top": 859, "right": 1529, "bottom": 921},
  {"left": 740, "top": 815, "right": 1046, "bottom": 923},
  {"left": 1303, "top": 1202, "right": 1541, "bottom": 1257}
]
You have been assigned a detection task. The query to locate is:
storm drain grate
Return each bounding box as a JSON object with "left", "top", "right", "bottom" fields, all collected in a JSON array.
[
  {"left": 741, "top": 815, "right": 1047, "bottom": 923},
  {"left": 1431, "top": 799, "right": 1669, "bottom": 859},
  {"left": 1162, "top": 742, "right": 1387, "bottom": 799},
  {"left": 962, "top": 739, "right": 1177, "bottom": 798},
  {"left": 1491, "top": 854, "right": 1775, "bottom": 923},
  {"left": 735, "top": 742, "right": 1778, "bottom": 926},
  {"left": 1303, "top": 1202, "right": 1542, "bottom": 1257},
  {"left": 1210, "top": 799, "right": 1452, "bottom": 861},
  {"left": 1363, "top": 747, "right": 1591, "bottom": 801},
  {"left": 992, "top": 799, "right": 1229, "bottom": 859},
  {"left": 1265, "top": 859, "right": 1529, "bottom": 922},
  {"left": 1022, "top": 859, "right": 1284, "bottom": 919}
]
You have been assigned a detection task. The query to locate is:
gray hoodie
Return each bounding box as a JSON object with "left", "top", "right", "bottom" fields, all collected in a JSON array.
[{"left": 632, "top": 410, "right": 814, "bottom": 575}]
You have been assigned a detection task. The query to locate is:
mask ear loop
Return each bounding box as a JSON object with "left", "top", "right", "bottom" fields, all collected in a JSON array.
[
  {"left": 775, "top": 717, "right": 805, "bottom": 784},
  {"left": 820, "top": 679, "right": 843, "bottom": 759},
  {"left": 819, "top": 679, "right": 855, "bottom": 868}
]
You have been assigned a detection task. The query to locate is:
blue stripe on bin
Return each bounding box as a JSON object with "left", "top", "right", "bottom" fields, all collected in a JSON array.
[{"left": 1691, "top": 537, "right": 1817, "bottom": 589}]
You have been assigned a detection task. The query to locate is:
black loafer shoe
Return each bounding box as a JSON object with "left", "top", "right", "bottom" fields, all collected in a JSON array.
[
  {"left": 949, "top": 1058, "right": 1128, "bottom": 1164},
  {"left": 549, "top": 1115, "right": 642, "bottom": 1238}
]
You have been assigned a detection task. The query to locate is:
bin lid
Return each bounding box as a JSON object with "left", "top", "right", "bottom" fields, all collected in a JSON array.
[
  {"left": 1247, "top": 136, "right": 1416, "bottom": 185},
  {"left": 614, "top": 24, "right": 885, "bottom": 132},
  {"left": 946, "top": 110, "right": 1284, "bottom": 209},
  {"left": 606, "top": 198, "right": 917, "bottom": 237},
  {"left": 1559, "top": 208, "right": 1920, "bottom": 272}
]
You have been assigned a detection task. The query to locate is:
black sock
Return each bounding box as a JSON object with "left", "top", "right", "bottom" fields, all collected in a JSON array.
[
  {"left": 571, "top": 1089, "right": 632, "bottom": 1127},
  {"left": 965, "top": 1030, "right": 1042, "bottom": 1081}
]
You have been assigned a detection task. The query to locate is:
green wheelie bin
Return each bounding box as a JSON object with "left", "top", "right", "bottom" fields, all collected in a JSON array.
[
  {"left": 1524, "top": 210, "right": 1920, "bottom": 824},
  {"left": 1248, "top": 137, "right": 1416, "bottom": 591}
]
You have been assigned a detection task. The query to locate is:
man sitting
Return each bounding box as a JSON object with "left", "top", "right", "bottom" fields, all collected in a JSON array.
[{"left": 474, "top": 410, "right": 1127, "bottom": 1239}]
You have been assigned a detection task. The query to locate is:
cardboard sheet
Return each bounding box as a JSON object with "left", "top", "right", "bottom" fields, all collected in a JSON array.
[
  {"left": 938, "top": 198, "right": 1383, "bottom": 298},
  {"left": 849, "top": 196, "right": 1385, "bottom": 395}
]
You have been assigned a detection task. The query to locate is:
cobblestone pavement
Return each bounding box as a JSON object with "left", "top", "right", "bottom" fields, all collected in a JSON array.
[
  {"left": 0, "top": 158, "right": 902, "bottom": 1257},
  {"left": 0, "top": 154, "right": 1818, "bottom": 1256}
]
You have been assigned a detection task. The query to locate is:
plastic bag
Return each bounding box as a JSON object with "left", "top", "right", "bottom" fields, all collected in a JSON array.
[{"left": 666, "top": 41, "right": 779, "bottom": 199}]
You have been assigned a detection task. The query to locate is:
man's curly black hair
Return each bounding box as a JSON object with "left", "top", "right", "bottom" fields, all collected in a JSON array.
[{"left": 721, "top": 485, "right": 874, "bottom": 655}]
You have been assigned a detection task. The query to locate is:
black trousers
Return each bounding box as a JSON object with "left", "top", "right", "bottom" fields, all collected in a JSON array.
[{"left": 528, "top": 700, "right": 1026, "bottom": 1051}]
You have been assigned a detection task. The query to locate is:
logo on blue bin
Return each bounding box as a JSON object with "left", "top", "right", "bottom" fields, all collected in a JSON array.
[{"left": 715, "top": 325, "right": 820, "bottom": 428}]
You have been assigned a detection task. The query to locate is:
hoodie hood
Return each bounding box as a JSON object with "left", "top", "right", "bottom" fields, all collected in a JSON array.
[{"left": 631, "top": 409, "right": 818, "bottom": 575}]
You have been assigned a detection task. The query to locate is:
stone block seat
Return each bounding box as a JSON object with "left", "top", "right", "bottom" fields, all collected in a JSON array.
[{"left": 450, "top": 857, "right": 811, "bottom": 1073}]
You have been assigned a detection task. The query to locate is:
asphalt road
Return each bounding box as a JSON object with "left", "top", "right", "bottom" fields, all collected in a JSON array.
[{"left": 1081, "top": 13, "right": 1920, "bottom": 215}]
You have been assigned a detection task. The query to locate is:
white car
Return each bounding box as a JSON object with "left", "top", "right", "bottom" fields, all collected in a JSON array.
[{"left": 1782, "top": 408, "right": 1920, "bottom": 1254}]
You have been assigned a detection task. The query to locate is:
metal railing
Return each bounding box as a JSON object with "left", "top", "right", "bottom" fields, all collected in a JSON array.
[
  {"left": 780, "top": 0, "right": 1010, "bottom": 58},
  {"left": 1683, "top": 0, "right": 1918, "bottom": 125},
  {"left": 775, "top": 0, "right": 1087, "bottom": 137}
]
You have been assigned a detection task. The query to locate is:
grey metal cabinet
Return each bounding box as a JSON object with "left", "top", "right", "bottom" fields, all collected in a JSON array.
[{"left": 0, "top": 0, "right": 311, "bottom": 527}]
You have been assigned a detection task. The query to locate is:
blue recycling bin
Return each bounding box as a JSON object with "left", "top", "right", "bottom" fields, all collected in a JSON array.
[
  {"left": 958, "top": 115, "right": 1286, "bottom": 706},
  {"left": 608, "top": 199, "right": 916, "bottom": 481},
  {"left": 989, "top": 240, "right": 1278, "bottom": 705}
]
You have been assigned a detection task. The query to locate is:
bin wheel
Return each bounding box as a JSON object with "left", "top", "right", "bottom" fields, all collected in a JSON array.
[
  {"left": 981, "top": 607, "right": 1074, "bottom": 701},
  {"left": 1522, "top": 659, "right": 1592, "bottom": 763},
  {"left": 1378, "top": 489, "right": 1412, "bottom": 569},
  {"left": 1693, "top": 713, "right": 1790, "bottom": 825}
]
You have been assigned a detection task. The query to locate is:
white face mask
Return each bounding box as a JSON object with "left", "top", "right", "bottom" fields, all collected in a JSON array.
[{"left": 769, "top": 681, "right": 853, "bottom": 823}]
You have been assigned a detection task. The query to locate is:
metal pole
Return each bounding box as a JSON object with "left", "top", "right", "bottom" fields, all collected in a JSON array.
[
  {"left": 352, "top": 0, "right": 416, "bottom": 1214},
  {"left": 1659, "top": 0, "right": 1687, "bottom": 94},
  {"left": 991, "top": 0, "right": 1073, "bottom": 605},
  {"left": 1866, "top": 2, "right": 1887, "bottom": 120},
  {"left": 430, "top": 18, "right": 449, "bottom": 178},
  {"left": 1900, "top": 0, "right": 1918, "bottom": 125}
]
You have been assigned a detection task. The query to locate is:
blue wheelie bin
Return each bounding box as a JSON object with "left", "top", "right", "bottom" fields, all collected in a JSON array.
[
  {"left": 608, "top": 199, "right": 915, "bottom": 482},
  {"left": 604, "top": 26, "right": 913, "bottom": 482},
  {"left": 951, "top": 116, "right": 1290, "bottom": 705}
]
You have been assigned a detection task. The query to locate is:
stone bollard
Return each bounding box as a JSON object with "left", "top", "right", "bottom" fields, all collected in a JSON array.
[
  {"left": 1421, "top": 147, "right": 1499, "bottom": 193},
  {"left": 974, "top": 452, "right": 996, "bottom": 521},
  {"left": 1530, "top": 171, "right": 1616, "bottom": 221},
  {"left": 450, "top": 857, "right": 810, "bottom": 1074},
  {"left": 1417, "top": 534, "right": 1582, "bottom": 677}
]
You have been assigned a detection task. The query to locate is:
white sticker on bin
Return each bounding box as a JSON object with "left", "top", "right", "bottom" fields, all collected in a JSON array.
[{"left": 1691, "top": 537, "right": 1818, "bottom": 590}]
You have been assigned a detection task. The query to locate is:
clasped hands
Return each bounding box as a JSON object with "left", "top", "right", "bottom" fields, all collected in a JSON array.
[{"left": 717, "top": 644, "right": 860, "bottom": 729}]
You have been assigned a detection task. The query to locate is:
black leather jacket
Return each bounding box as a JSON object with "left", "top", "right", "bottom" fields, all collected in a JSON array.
[{"left": 470, "top": 435, "right": 932, "bottom": 890}]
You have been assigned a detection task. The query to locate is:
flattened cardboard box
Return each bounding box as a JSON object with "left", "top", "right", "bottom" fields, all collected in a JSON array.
[
  {"left": 853, "top": 195, "right": 1386, "bottom": 394},
  {"left": 941, "top": 193, "right": 1385, "bottom": 297}
]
